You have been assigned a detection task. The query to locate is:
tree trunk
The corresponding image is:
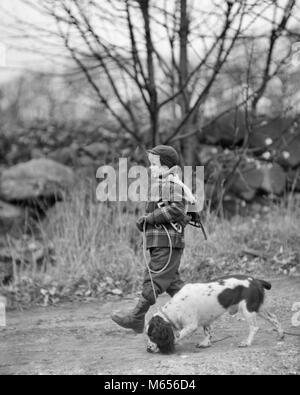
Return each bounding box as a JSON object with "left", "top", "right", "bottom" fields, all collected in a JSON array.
[
  {"left": 178, "top": 0, "right": 195, "bottom": 165},
  {"left": 139, "top": 0, "right": 159, "bottom": 146},
  {"left": 182, "top": 118, "right": 199, "bottom": 166}
]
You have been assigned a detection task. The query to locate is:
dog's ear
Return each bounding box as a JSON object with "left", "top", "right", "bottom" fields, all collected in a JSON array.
[
  {"left": 147, "top": 316, "right": 161, "bottom": 342},
  {"left": 158, "top": 323, "right": 175, "bottom": 354},
  {"left": 148, "top": 316, "right": 175, "bottom": 354},
  {"left": 147, "top": 316, "right": 158, "bottom": 338}
]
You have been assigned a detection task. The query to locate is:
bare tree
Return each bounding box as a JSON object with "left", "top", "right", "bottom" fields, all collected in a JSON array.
[{"left": 7, "top": 0, "right": 299, "bottom": 163}]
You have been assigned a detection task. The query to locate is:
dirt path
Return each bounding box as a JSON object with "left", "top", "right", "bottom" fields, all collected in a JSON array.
[{"left": 0, "top": 277, "right": 299, "bottom": 375}]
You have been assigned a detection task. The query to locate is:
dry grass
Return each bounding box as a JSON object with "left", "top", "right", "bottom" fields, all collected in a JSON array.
[
  {"left": 182, "top": 196, "right": 300, "bottom": 280},
  {"left": 1, "top": 179, "right": 300, "bottom": 309}
]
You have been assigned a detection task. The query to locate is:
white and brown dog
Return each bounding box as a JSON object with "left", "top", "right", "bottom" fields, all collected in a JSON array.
[{"left": 146, "top": 275, "right": 284, "bottom": 354}]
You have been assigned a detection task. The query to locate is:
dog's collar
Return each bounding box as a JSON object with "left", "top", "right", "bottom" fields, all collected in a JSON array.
[{"left": 158, "top": 307, "right": 179, "bottom": 331}]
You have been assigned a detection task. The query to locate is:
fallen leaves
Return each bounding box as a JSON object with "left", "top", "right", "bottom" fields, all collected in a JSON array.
[{"left": 271, "top": 251, "right": 300, "bottom": 276}]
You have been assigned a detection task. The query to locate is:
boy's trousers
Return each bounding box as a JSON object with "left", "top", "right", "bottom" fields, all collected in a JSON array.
[{"left": 142, "top": 247, "right": 184, "bottom": 305}]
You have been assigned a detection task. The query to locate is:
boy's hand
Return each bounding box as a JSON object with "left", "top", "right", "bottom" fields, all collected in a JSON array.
[{"left": 136, "top": 216, "right": 150, "bottom": 232}]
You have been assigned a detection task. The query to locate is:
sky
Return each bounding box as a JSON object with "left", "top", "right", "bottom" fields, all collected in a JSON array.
[
  {"left": 0, "top": 0, "right": 62, "bottom": 82},
  {"left": 0, "top": 0, "right": 299, "bottom": 84}
]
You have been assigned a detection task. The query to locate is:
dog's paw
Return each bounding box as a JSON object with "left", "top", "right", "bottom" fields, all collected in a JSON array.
[
  {"left": 174, "top": 333, "right": 181, "bottom": 345},
  {"left": 196, "top": 342, "right": 212, "bottom": 349}
]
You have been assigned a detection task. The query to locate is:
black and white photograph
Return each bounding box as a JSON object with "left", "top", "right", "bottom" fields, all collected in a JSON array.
[{"left": 0, "top": 0, "right": 299, "bottom": 377}]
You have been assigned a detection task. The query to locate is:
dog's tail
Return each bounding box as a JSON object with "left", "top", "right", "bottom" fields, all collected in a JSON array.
[{"left": 258, "top": 279, "right": 272, "bottom": 291}]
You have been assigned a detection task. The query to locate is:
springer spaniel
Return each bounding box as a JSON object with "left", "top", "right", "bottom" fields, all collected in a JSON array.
[{"left": 146, "top": 275, "right": 284, "bottom": 354}]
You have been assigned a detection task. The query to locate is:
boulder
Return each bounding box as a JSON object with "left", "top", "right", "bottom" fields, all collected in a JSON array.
[
  {"left": 198, "top": 145, "right": 221, "bottom": 165},
  {"left": 78, "top": 155, "right": 95, "bottom": 167},
  {"left": 277, "top": 132, "right": 300, "bottom": 168},
  {"left": 230, "top": 162, "right": 262, "bottom": 201},
  {"left": 202, "top": 123, "right": 244, "bottom": 146},
  {"left": 229, "top": 161, "right": 286, "bottom": 199},
  {"left": 222, "top": 196, "right": 248, "bottom": 218},
  {"left": 249, "top": 118, "right": 291, "bottom": 151},
  {"left": 249, "top": 119, "right": 300, "bottom": 168},
  {"left": 0, "top": 201, "right": 24, "bottom": 234},
  {"left": 47, "top": 146, "right": 78, "bottom": 166},
  {"left": 0, "top": 159, "right": 75, "bottom": 202},
  {"left": 260, "top": 163, "right": 286, "bottom": 195},
  {"left": 202, "top": 112, "right": 246, "bottom": 146},
  {"left": 31, "top": 148, "right": 45, "bottom": 159},
  {"left": 230, "top": 176, "right": 257, "bottom": 201}
]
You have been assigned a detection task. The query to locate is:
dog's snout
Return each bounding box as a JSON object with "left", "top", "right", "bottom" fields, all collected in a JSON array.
[{"left": 147, "top": 341, "right": 159, "bottom": 353}]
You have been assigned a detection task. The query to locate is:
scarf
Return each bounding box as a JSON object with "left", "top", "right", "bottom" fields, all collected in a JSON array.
[{"left": 150, "top": 166, "right": 196, "bottom": 205}]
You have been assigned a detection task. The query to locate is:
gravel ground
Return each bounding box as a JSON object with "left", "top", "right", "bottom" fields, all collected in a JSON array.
[{"left": 0, "top": 276, "right": 299, "bottom": 375}]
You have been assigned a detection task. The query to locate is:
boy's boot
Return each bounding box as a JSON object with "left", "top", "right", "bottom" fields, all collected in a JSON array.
[{"left": 111, "top": 296, "right": 151, "bottom": 334}]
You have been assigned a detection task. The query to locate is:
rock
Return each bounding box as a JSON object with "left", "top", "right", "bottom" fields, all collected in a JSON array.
[
  {"left": 202, "top": 112, "right": 245, "bottom": 146},
  {"left": 222, "top": 196, "right": 248, "bottom": 218},
  {"left": 78, "top": 155, "right": 95, "bottom": 167},
  {"left": 31, "top": 148, "right": 45, "bottom": 159},
  {"left": 249, "top": 118, "right": 290, "bottom": 151},
  {"left": 198, "top": 145, "right": 220, "bottom": 165},
  {"left": 0, "top": 159, "right": 75, "bottom": 202},
  {"left": 230, "top": 161, "right": 263, "bottom": 201},
  {"left": 277, "top": 132, "right": 300, "bottom": 168},
  {"left": 260, "top": 163, "right": 286, "bottom": 195},
  {"left": 0, "top": 201, "right": 24, "bottom": 233},
  {"left": 83, "top": 142, "right": 109, "bottom": 158},
  {"left": 5, "top": 144, "right": 20, "bottom": 165},
  {"left": 230, "top": 175, "right": 256, "bottom": 201},
  {"left": 48, "top": 146, "right": 78, "bottom": 166},
  {"left": 249, "top": 196, "right": 270, "bottom": 214},
  {"left": 230, "top": 161, "right": 286, "bottom": 199},
  {"left": 250, "top": 118, "right": 300, "bottom": 168}
]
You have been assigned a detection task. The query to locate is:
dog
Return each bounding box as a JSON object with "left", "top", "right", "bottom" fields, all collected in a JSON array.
[{"left": 146, "top": 275, "right": 284, "bottom": 354}]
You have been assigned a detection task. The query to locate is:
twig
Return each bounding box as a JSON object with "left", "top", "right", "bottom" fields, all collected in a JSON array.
[
  {"left": 284, "top": 331, "right": 300, "bottom": 337},
  {"left": 241, "top": 249, "right": 270, "bottom": 260},
  {"left": 212, "top": 335, "right": 233, "bottom": 344}
]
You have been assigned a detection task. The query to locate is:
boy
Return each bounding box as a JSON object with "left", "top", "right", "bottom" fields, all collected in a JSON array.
[{"left": 111, "top": 145, "right": 196, "bottom": 334}]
